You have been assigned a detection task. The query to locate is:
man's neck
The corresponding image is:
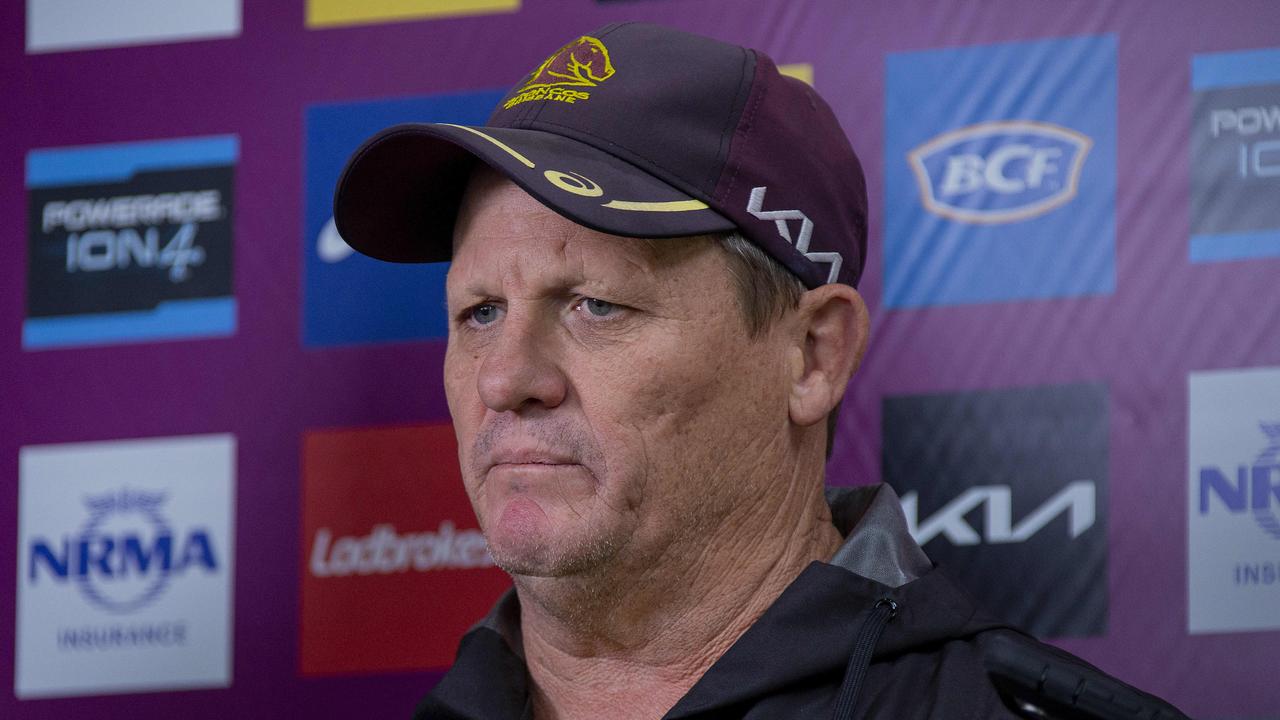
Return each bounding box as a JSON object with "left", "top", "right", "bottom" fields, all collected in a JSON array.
[{"left": 514, "top": 454, "right": 843, "bottom": 720}]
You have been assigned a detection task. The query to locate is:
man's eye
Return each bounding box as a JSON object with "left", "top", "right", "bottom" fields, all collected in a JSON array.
[
  {"left": 580, "top": 298, "right": 617, "bottom": 317},
  {"left": 470, "top": 304, "right": 500, "bottom": 325}
]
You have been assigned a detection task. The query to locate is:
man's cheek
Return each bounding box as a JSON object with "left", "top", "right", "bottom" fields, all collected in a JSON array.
[{"left": 464, "top": 476, "right": 504, "bottom": 536}]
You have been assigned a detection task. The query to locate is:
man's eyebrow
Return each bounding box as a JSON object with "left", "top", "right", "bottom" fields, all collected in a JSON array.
[{"left": 450, "top": 275, "right": 592, "bottom": 299}]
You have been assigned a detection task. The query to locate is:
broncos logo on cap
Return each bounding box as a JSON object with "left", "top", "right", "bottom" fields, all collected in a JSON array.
[{"left": 521, "top": 36, "right": 615, "bottom": 90}]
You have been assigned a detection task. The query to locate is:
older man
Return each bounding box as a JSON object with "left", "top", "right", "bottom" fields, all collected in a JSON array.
[{"left": 334, "top": 22, "right": 1186, "bottom": 720}]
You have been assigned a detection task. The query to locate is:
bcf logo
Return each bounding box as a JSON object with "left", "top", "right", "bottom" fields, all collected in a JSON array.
[
  {"left": 883, "top": 35, "right": 1116, "bottom": 307},
  {"left": 909, "top": 121, "right": 1092, "bottom": 224}
]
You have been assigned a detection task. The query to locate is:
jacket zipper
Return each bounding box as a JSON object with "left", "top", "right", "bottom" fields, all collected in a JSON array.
[{"left": 830, "top": 598, "right": 898, "bottom": 720}]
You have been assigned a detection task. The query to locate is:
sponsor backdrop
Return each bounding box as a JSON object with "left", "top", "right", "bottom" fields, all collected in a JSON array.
[{"left": 2, "top": 1, "right": 1277, "bottom": 718}]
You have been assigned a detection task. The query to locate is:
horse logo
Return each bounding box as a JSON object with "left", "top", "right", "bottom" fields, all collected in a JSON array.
[{"left": 521, "top": 36, "right": 615, "bottom": 90}]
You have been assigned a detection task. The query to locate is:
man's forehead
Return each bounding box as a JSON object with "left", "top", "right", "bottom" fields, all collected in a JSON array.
[{"left": 450, "top": 166, "right": 714, "bottom": 279}]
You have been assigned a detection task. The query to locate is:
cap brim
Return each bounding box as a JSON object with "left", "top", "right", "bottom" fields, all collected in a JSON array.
[{"left": 333, "top": 123, "right": 736, "bottom": 264}]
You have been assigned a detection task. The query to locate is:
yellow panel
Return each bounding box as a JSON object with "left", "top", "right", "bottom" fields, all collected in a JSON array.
[
  {"left": 307, "top": 0, "right": 520, "bottom": 28},
  {"left": 778, "top": 63, "right": 814, "bottom": 86}
]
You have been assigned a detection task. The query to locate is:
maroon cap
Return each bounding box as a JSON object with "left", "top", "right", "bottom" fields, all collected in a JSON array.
[{"left": 333, "top": 22, "right": 868, "bottom": 287}]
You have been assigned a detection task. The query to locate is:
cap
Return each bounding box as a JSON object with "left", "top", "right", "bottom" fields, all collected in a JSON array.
[{"left": 333, "top": 22, "right": 868, "bottom": 288}]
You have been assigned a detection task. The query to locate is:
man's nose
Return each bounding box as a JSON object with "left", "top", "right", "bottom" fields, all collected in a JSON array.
[{"left": 476, "top": 313, "right": 567, "bottom": 413}]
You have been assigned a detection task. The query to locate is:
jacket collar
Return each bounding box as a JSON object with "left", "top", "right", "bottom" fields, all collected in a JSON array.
[
  {"left": 667, "top": 485, "right": 1009, "bottom": 716},
  {"left": 663, "top": 562, "right": 995, "bottom": 717},
  {"left": 826, "top": 484, "right": 933, "bottom": 588},
  {"left": 421, "top": 483, "right": 985, "bottom": 719}
]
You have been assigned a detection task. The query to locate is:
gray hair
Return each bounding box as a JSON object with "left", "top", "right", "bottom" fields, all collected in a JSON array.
[{"left": 712, "top": 232, "right": 841, "bottom": 458}]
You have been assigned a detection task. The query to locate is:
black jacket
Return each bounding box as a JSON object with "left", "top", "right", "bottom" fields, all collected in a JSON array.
[{"left": 416, "top": 485, "right": 1189, "bottom": 719}]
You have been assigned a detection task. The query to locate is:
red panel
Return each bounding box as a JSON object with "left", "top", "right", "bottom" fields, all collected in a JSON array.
[{"left": 299, "top": 424, "right": 511, "bottom": 675}]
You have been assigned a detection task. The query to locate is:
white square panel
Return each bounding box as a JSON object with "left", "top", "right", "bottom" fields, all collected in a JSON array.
[
  {"left": 16, "top": 434, "right": 235, "bottom": 698},
  {"left": 26, "top": 0, "right": 240, "bottom": 54},
  {"left": 1188, "top": 367, "right": 1280, "bottom": 634}
]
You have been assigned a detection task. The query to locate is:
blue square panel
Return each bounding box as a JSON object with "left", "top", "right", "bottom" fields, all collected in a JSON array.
[
  {"left": 884, "top": 36, "right": 1117, "bottom": 308},
  {"left": 304, "top": 90, "right": 504, "bottom": 346}
]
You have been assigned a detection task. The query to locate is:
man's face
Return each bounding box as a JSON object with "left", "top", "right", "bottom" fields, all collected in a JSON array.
[{"left": 444, "top": 169, "right": 795, "bottom": 579}]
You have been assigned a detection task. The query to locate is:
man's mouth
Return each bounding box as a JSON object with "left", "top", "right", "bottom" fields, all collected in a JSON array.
[{"left": 487, "top": 449, "right": 579, "bottom": 469}]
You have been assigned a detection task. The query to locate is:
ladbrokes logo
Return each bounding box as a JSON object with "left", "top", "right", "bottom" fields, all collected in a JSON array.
[
  {"left": 309, "top": 521, "right": 490, "bottom": 577},
  {"left": 300, "top": 424, "right": 510, "bottom": 675},
  {"left": 16, "top": 435, "right": 235, "bottom": 699},
  {"left": 1189, "top": 367, "right": 1280, "bottom": 634},
  {"left": 909, "top": 121, "right": 1092, "bottom": 224},
  {"left": 25, "top": 136, "right": 237, "bottom": 349},
  {"left": 504, "top": 36, "right": 615, "bottom": 109}
]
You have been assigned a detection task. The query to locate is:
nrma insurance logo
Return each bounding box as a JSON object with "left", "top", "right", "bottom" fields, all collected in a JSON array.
[
  {"left": 16, "top": 435, "right": 234, "bottom": 698},
  {"left": 29, "top": 490, "right": 218, "bottom": 614},
  {"left": 1199, "top": 422, "right": 1280, "bottom": 542},
  {"left": 884, "top": 36, "right": 1116, "bottom": 307},
  {"left": 304, "top": 90, "right": 503, "bottom": 346},
  {"left": 1189, "top": 367, "right": 1280, "bottom": 634},
  {"left": 908, "top": 121, "right": 1091, "bottom": 224},
  {"left": 24, "top": 136, "right": 237, "bottom": 349}
]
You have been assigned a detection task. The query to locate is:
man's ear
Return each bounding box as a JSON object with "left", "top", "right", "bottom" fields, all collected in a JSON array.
[{"left": 787, "top": 284, "right": 870, "bottom": 427}]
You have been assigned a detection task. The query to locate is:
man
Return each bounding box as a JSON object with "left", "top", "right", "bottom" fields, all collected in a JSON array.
[{"left": 334, "top": 22, "right": 1188, "bottom": 720}]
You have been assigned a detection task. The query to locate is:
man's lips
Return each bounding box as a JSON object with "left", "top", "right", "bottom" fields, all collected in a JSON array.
[
  {"left": 485, "top": 448, "right": 581, "bottom": 471},
  {"left": 485, "top": 456, "right": 591, "bottom": 492}
]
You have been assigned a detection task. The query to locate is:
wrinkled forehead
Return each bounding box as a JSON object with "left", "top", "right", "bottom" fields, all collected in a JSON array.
[{"left": 450, "top": 164, "right": 717, "bottom": 280}]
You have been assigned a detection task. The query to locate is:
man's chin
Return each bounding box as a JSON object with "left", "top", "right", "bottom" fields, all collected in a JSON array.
[
  {"left": 484, "top": 521, "right": 559, "bottom": 577},
  {"left": 483, "top": 498, "right": 623, "bottom": 578}
]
